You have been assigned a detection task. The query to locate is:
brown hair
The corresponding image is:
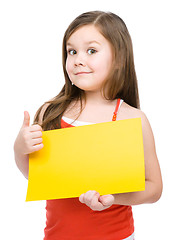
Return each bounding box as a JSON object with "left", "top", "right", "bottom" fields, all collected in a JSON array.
[{"left": 34, "top": 11, "right": 140, "bottom": 130}]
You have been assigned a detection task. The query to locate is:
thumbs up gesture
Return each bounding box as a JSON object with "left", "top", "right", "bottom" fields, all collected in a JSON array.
[
  {"left": 14, "top": 111, "right": 44, "bottom": 156},
  {"left": 22, "top": 111, "right": 30, "bottom": 128}
]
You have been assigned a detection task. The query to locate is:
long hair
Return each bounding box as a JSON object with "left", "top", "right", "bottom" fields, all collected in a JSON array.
[{"left": 34, "top": 11, "right": 140, "bottom": 130}]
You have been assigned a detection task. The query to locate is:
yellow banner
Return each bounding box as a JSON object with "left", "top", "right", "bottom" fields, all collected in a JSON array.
[{"left": 26, "top": 118, "right": 145, "bottom": 201}]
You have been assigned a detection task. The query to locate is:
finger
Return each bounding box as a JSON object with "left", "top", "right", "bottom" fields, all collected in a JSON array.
[
  {"left": 30, "top": 124, "right": 43, "bottom": 132},
  {"left": 22, "top": 111, "right": 30, "bottom": 127},
  {"left": 90, "top": 193, "right": 100, "bottom": 209},
  {"left": 32, "top": 143, "right": 44, "bottom": 152},
  {"left": 30, "top": 131, "right": 43, "bottom": 139},
  {"left": 31, "top": 138, "right": 43, "bottom": 146},
  {"left": 99, "top": 195, "right": 114, "bottom": 206},
  {"left": 79, "top": 193, "right": 85, "bottom": 203},
  {"left": 83, "top": 191, "right": 98, "bottom": 206}
]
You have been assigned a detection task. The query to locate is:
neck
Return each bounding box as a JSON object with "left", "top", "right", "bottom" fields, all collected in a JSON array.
[{"left": 84, "top": 90, "right": 114, "bottom": 105}]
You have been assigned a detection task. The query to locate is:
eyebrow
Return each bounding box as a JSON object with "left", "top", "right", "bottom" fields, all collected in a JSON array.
[{"left": 67, "top": 40, "right": 101, "bottom": 46}]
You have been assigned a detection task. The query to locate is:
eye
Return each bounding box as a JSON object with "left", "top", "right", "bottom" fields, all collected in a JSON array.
[
  {"left": 68, "top": 49, "right": 77, "bottom": 55},
  {"left": 87, "top": 49, "right": 97, "bottom": 55}
]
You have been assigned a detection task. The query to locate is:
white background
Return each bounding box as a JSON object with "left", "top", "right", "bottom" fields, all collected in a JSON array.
[{"left": 0, "top": 0, "right": 179, "bottom": 239}]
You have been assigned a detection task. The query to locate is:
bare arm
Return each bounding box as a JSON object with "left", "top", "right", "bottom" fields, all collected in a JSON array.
[
  {"left": 14, "top": 151, "right": 29, "bottom": 180},
  {"left": 111, "top": 112, "right": 163, "bottom": 205},
  {"left": 14, "top": 111, "right": 43, "bottom": 179},
  {"left": 79, "top": 112, "right": 163, "bottom": 210}
]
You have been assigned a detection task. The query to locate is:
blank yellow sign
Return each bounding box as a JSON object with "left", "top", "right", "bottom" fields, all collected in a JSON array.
[{"left": 26, "top": 118, "right": 145, "bottom": 201}]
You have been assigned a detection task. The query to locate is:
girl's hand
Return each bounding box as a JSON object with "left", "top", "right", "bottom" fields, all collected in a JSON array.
[
  {"left": 14, "top": 111, "right": 43, "bottom": 156},
  {"left": 79, "top": 190, "right": 114, "bottom": 211}
]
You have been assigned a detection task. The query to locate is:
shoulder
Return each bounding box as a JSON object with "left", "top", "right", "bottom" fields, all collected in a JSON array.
[
  {"left": 120, "top": 101, "right": 153, "bottom": 137},
  {"left": 121, "top": 102, "right": 158, "bottom": 166},
  {"left": 120, "top": 101, "right": 146, "bottom": 119}
]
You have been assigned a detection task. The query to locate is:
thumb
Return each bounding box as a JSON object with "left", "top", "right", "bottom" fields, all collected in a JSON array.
[
  {"left": 99, "top": 195, "right": 114, "bottom": 206},
  {"left": 22, "top": 111, "right": 30, "bottom": 127}
]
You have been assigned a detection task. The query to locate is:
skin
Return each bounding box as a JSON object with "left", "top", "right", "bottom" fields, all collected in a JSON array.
[
  {"left": 14, "top": 111, "right": 43, "bottom": 179},
  {"left": 14, "top": 25, "right": 163, "bottom": 210},
  {"left": 66, "top": 25, "right": 114, "bottom": 95},
  {"left": 66, "top": 25, "right": 163, "bottom": 210}
]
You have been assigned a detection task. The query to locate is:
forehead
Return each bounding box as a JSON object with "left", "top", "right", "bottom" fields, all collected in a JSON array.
[{"left": 67, "top": 25, "right": 106, "bottom": 46}]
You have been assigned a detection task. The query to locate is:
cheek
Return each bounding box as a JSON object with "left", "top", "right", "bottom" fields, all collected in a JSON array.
[
  {"left": 88, "top": 58, "right": 102, "bottom": 71},
  {"left": 65, "top": 58, "right": 72, "bottom": 75},
  {"left": 91, "top": 52, "right": 113, "bottom": 72}
]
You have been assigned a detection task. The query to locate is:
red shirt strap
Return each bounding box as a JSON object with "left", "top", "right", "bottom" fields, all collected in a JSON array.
[{"left": 112, "top": 98, "right": 121, "bottom": 121}]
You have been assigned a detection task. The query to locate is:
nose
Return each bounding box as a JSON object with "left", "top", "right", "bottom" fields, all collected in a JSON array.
[{"left": 74, "top": 53, "right": 86, "bottom": 67}]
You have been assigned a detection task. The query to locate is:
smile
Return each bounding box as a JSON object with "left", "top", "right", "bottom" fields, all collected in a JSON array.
[{"left": 75, "top": 72, "right": 92, "bottom": 75}]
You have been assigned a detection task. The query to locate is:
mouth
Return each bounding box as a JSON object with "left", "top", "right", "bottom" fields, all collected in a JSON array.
[{"left": 75, "top": 72, "right": 92, "bottom": 75}]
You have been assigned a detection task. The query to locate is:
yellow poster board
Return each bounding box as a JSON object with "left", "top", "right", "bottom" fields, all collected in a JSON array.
[{"left": 26, "top": 118, "right": 145, "bottom": 201}]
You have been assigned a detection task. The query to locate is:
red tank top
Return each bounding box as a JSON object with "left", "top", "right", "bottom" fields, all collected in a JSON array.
[{"left": 44, "top": 99, "right": 134, "bottom": 240}]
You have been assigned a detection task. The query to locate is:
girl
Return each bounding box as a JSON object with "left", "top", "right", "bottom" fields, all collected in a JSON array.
[{"left": 14, "top": 11, "right": 163, "bottom": 240}]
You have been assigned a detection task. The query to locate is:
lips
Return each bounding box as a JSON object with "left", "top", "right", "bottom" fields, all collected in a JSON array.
[{"left": 75, "top": 72, "right": 91, "bottom": 75}]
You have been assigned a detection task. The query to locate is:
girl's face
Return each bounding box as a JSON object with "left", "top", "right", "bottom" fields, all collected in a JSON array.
[{"left": 66, "top": 25, "right": 113, "bottom": 92}]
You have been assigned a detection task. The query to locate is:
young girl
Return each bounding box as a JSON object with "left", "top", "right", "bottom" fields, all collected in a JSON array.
[{"left": 14, "top": 11, "right": 163, "bottom": 240}]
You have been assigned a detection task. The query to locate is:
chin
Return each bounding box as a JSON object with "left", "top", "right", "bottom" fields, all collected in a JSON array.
[
  {"left": 73, "top": 83, "right": 95, "bottom": 90},
  {"left": 76, "top": 85, "right": 99, "bottom": 92}
]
